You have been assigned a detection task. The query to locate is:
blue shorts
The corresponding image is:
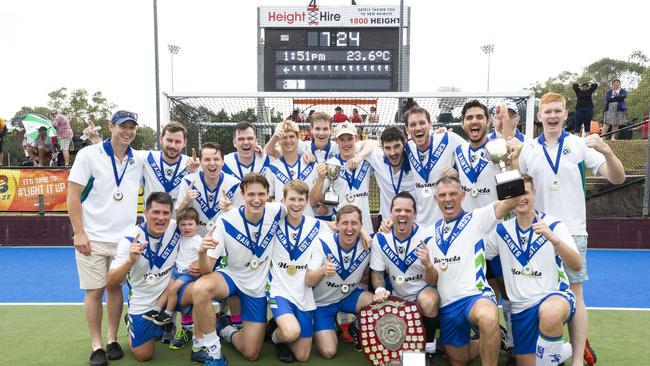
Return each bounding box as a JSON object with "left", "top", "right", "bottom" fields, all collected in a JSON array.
[
  {"left": 486, "top": 257, "right": 503, "bottom": 279},
  {"left": 313, "top": 288, "right": 364, "bottom": 332},
  {"left": 171, "top": 266, "right": 198, "bottom": 284},
  {"left": 439, "top": 293, "right": 496, "bottom": 347},
  {"left": 219, "top": 271, "right": 268, "bottom": 323},
  {"left": 566, "top": 235, "right": 588, "bottom": 283},
  {"left": 127, "top": 313, "right": 163, "bottom": 348},
  {"left": 176, "top": 281, "right": 193, "bottom": 315},
  {"left": 269, "top": 295, "right": 314, "bottom": 338},
  {"left": 511, "top": 292, "right": 576, "bottom": 355}
]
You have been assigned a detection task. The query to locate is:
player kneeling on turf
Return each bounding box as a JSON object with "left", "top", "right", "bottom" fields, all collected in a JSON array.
[
  {"left": 106, "top": 192, "right": 182, "bottom": 362},
  {"left": 484, "top": 175, "right": 581, "bottom": 366}
]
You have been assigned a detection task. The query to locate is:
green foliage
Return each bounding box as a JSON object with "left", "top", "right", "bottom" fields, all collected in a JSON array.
[{"left": 627, "top": 67, "right": 650, "bottom": 121}]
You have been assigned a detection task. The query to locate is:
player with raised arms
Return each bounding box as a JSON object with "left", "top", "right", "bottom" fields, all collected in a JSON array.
[
  {"left": 105, "top": 192, "right": 182, "bottom": 361},
  {"left": 306, "top": 204, "right": 374, "bottom": 359},
  {"left": 176, "top": 142, "right": 241, "bottom": 237},
  {"left": 403, "top": 105, "right": 465, "bottom": 225},
  {"left": 371, "top": 191, "right": 441, "bottom": 361},
  {"left": 485, "top": 175, "right": 581, "bottom": 366},
  {"left": 514, "top": 92, "right": 625, "bottom": 366},
  {"left": 426, "top": 175, "right": 518, "bottom": 366}
]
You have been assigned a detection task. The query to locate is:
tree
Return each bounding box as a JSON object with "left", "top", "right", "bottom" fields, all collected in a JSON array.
[{"left": 627, "top": 67, "right": 650, "bottom": 121}]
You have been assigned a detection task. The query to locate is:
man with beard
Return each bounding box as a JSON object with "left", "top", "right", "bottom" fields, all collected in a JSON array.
[
  {"left": 68, "top": 110, "right": 144, "bottom": 366},
  {"left": 106, "top": 192, "right": 182, "bottom": 361},
  {"left": 514, "top": 92, "right": 625, "bottom": 366},
  {"left": 403, "top": 105, "right": 464, "bottom": 225},
  {"left": 265, "top": 121, "right": 318, "bottom": 217},
  {"left": 306, "top": 205, "right": 374, "bottom": 359},
  {"left": 176, "top": 142, "right": 241, "bottom": 237},
  {"left": 371, "top": 192, "right": 441, "bottom": 363},
  {"left": 223, "top": 122, "right": 269, "bottom": 181},
  {"left": 427, "top": 176, "right": 518, "bottom": 366},
  {"left": 364, "top": 126, "right": 415, "bottom": 221}
]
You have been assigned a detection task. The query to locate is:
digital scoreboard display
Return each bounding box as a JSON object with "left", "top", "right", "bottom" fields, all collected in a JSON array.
[{"left": 259, "top": 6, "right": 409, "bottom": 92}]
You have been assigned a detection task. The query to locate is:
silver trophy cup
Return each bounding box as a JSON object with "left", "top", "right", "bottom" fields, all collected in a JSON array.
[
  {"left": 324, "top": 163, "right": 341, "bottom": 206},
  {"left": 485, "top": 138, "right": 525, "bottom": 200}
]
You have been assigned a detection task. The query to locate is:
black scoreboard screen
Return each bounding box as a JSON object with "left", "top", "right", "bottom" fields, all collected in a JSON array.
[{"left": 263, "top": 28, "right": 400, "bottom": 92}]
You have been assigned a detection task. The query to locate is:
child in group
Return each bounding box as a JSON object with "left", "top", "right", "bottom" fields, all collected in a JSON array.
[{"left": 142, "top": 207, "right": 202, "bottom": 349}]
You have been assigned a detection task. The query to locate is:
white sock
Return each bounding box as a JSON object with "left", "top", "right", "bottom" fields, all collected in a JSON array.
[
  {"left": 337, "top": 312, "right": 349, "bottom": 325},
  {"left": 203, "top": 331, "right": 222, "bottom": 359},
  {"left": 152, "top": 306, "right": 161, "bottom": 313},
  {"left": 535, "top": 334, "right": 564, "bottom": 366},
  {"left": 271, "top": 329, "right": 281, "bottom": 344},
  {"left": 192, "top": 337, "right": 204, "bottom": 350},
  {"left": 560, "top": 342, "right": 572, "bottom": 363},
  {"left": 425, "top": 340, "right": 437, "bottom": 353},
  {"left": 164, "top": 310, "right": 174, "bottom": 317},
  {"left": 502, "top": 300, "right": 514, "bottom": 348},
  {"left": 219, "top": 325, "right": 239, "bottom": 343}
]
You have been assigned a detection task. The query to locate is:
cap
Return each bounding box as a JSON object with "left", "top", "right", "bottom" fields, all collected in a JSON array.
[
  {"left": 334, "top": 122, "right": 357, "bottom": 138},
  {"left": 504, "top": 101, "right": 519, "bottom": 114},
  {"left": 111, "top": 110, "right": 138, "bottom": 125}
]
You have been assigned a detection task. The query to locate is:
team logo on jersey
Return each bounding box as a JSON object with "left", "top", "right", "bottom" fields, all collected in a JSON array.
[
  {"left": 469, "top": 154, "right": 477, "bottom": 163},
  {"left": 444, "top": 225, "right": 451, "bottom": 234},
  {"left": 291, "top": 232, "right": 299, "bottom": 241},
  {"left": 397, "top": 245, "right": 405, "bottom": 254},
  {"left": 128, "top": 159, "right": 135, "bottom": 165},
  {"left": 562, "top": 147, "right": 571, "bottom": 155},
  {"left": 165, "top": 168, "right": 174, "bottom": 176},
  {"left": 207, "top": 193, "right": 215, "bottom": 203},
  {"left": 253, "top": 231, "right": 260, "bottom": 241},
  {"left": 343, "top": 254, "right": 352, "bottom": 264}
]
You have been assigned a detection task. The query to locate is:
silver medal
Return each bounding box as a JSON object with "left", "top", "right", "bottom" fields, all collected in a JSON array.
[
  {"left": 145, "top": 273, "right": 156, "bottom": 285},
  {"left": 206, "top": 221, "right": 215, "bottom": 231},
  {"left": 345, "top": 193, "right": 355, "bottom": 203},
  {"left": 470, "top": 187, "right": 479, "bottom": 198},
  {"left": 341, "top": 284, "right": 350, "bottom": 294},
  {"left": 439, "top": 260, "right": 448, "bottom": 271},
  {"left": 422, "top": 187, "right": 432, "bottom": 198},
  {"left": 550, "top": 178, "right": 560, "bottom": 191},
  {"left": 395, "top": 275, "right": 405, "bottom": 286},
  {"left": 250, "top": 259, "right": 260, "bottom": 270},
  {"left": 113, "top": 190, "right": 124, "bottom": 201},
  {"left": 522, "top": 265, "right": 533, "bottom": 276}
]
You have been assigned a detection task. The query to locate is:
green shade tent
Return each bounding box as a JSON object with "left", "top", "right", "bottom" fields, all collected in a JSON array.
[{"left": 21, "top": 114, "right": 56, "bottom": 142}]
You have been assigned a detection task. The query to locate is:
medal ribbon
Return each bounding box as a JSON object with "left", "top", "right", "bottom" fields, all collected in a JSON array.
[
  {"left": 146, "top": 152, "right": 186, "bottom": 192},
  {"left": 406, "top": 133, "right": 449, "bottom": 181},
  {"left": 376, "top": 225, "right": 429, "bottom": 273},
  {"left": 276, "top": 217, "right": 320, "bottom": 260},
  {"left": 312, "top": 140, "right": 332, "bottom": 163},
  {"left": 335, "top": 155, "right": 371, "bottom": 190},
  {"left": 129, "top": 224, "right": 181, "bottom": 269},
  {"left": 320, "top": 235, "right": 368, "bottom": 280},
  {"left": 455, "top": 144, "right": 488, "bottom": 184},
  {"left": 383, "top": 155, "right": 409, "bottom": 195},
  {"left": 434, "top": 211, "right": 473, "bottom": 256},
  {"left": 496, "top": 216, "right": 560, "bottom": 267},
  {"left": 222, "top": 207, "right": 280, "bottom": 258},
  {"left": 103, "top": 139, "right": 133, "bottom": 189},
  {"left": 537, "top": 130, "right": 569, "bottom": 175},
  {"left": 194, "top": 172, "right": 223, "bottom": 219}
]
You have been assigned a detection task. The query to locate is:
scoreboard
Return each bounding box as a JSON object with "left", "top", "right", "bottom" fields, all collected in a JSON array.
[{"left": 258, "top": 5, "right": 410, "bottom": 92}]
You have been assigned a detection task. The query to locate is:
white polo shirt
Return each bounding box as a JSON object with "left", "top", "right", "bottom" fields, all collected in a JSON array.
[
  {"left": 141, "top": 150, "right": 191, "bottom": 205},
  {"left": 405, "top": 132, "right": 464, "bottom": 225},
  {"left": 68, "top": 140, "right": 144, "bottom": 243},
  {"left": 365, "top": 147, "right": 415, "bottom": 219},
  {"left": 208, "top": 202, "right": 284, "bottom": 297},
  {"left": 323, "top": 155, "right": 375, "bottom": 234},
  {"left": 176, "top": 171, "right": 241, "bottom": 237},
  {"left": 270, "top": 215, "right": 329, "bottom": 311},
  {"left": 222, "top": 152, "right": 269, "bottom": 181},
  {"left": 453, "top": 141, "right": 501, "bottom": 211},
  {"left": 308, "top": 232, "right": 370, "bottom": 307},
  {"left": 370, "top": 224, "right": 435, "bottom": 302},
  {"left": 111, "top": 221, "right": 181, "bottom": 314},
  {"left": 518, "top": 132, "right": 605, "bottom": 235},
  {"left": 485, "top": 212, "right": 577, "bottom": 314},
  {"left": 428, "top": 204, "right": 497, "bottom": 308},
  {"left": 266, "top": 154, "right": 318, "bottom": 217}
]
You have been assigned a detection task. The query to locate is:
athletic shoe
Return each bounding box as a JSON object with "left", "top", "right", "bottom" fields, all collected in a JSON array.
[
  {"left": 216, "top": 314, "right": 233, "bottom": 339},
  {"left": 190, "top": 346, "right": 209, "bottom": 363},
  {"left": 348, "top": 319, "right": 362, "bottom": 351},
  {"left": 153, "top": 312, "right": 173, "bottom": 326},
  {"left": 275, "top": 342, "right": 296, "bottom": 363},
  {"left": 584, "top": 338, "right": 598, "bottom": 366},
  {"left": 505, "top": 354, "right": 517, "bottom": 366},
  {"left": 161, "top": 322, "right": 176, "bottom": 344},
  {"left": 499, "top": 325, "right": 511, "bottom": 352},
  {"left": 205, "top": 354, "right": 229, "bottom": 366},
  {"left": 340, "top": 323, "right": 355, "bottom": 343},
  {"left": 169, "top": 327, "right": 193, "bottom": 350},
  {"left": 89, "top": 348, "right": 107, "bottom": 366},
  {"left": 425, "top": 352, "right": 436, "bottom": 366},
  {"left": 142, "top": 309, "right": 160, "bottom": 322},
  {"left": 106, "top": 342, "right": 124, "bottom": 361},
  {"left": 266, "top": 318, "right": 278, "bottom": 341}
]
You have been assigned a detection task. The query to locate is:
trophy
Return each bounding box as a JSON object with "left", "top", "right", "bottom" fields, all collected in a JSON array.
[
  {"left": 324, "top": 163, "right": 341, "bottom": 206},
  {"left": 485, "top": 138, "right": 525, "bottom": 200}
]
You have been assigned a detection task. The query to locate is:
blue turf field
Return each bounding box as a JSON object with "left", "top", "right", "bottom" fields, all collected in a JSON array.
[{"left": 0, "top": 248, "right": 648, "bottom": 308}]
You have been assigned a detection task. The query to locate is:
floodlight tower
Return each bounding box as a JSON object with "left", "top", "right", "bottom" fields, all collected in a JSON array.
[
  {"left": 481, "top": 44, "right": 495, "bottom": 92},
  {"left": 168, "top": 44, "right": 181, "bottom": 92}
]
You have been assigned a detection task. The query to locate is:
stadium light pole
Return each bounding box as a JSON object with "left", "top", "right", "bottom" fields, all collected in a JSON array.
[
  {"left": 481, "top": 44, "right": 495, "bottom": 92},
  {"left": 168, "top": 44, "right": 181, "bottom": 92},
  {"left": 153, "top": 0, "right": 161, "bottom": 148}
]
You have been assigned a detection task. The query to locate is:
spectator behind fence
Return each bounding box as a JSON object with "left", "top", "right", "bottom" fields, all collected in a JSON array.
[
  {"left": 51, "top": 110, "right": 74, "bottom": 166},
  {"left": 29, "top": 126, "right": 54, "bottom": 166},
  {"left": 572, "top": 82, "right": 598, "bottom": 136},
  {"left": 332, "top": 106, "right": 348, "bottom": 123},
  {"left": 603, "top": 78, "right": 628, "bottom": 140},
  {"left": 0, "top": 118, "right": 7, "bottom": 165}
]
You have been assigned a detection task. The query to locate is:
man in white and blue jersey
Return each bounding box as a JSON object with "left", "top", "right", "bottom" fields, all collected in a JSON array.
[
  {"left": 176, "top": 142, "right": 241, "bottom": 237},
  {"left": 268, "top": 180, "right": 327, "bottom": 362},
  {"left": 364, "top": 126, "right": 415, "bottom": 220},
  {"left": 488, "top": 101, "right": 530, "bottom": 144},
  {"left": 222, "top": 122, "right": 269, "bottom": 181},
  {"left": 106, "top": 192, "right": 182, "bottom": 362},
  {"left": 427, "top": 176, "right": 518, "bottom": 366},
  {"left": 371, "top": 191, "right": 441, "bottom": 359},
  {"left": 265, "top": 121, "right": 318, "bottom": 216},
  {"left": 485, "top": 175, "right": 582, "bottom": 366},
  {"left": 306, "top": 205, "right": 374, "bottom": 359},
  {"left": 190, "top": 173, "right": 281, "bottom": 365},
  {"left": 403, "top": 105, "right": 465, "bottom": 225}
]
